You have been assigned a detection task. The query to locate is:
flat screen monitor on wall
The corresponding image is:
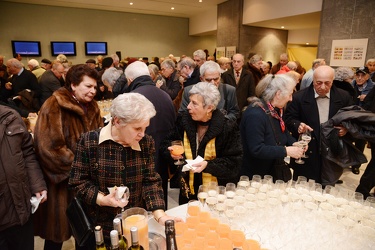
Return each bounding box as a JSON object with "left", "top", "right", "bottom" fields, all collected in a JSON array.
[
  {"left": 51, "top": 41, "right": 76, "bottom": 56},
  {"left": 11, "top": 40, "right": 42, "bottom": 56},
  {"left": 85, "top": 42, "right": 107, "bottom": 55}
]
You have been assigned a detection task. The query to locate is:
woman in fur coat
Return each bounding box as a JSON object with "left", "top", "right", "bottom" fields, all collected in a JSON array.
[{"left": 33, "top": 64, "right": 103, "bottom": 250}]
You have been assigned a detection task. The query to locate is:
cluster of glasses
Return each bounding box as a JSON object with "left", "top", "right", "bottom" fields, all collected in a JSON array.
[
  {"left": 196, "top": 175, "right": 375, "bottom": 250},
  {"left": 97, "top": 99, "right": 113, "bottom": 117}
]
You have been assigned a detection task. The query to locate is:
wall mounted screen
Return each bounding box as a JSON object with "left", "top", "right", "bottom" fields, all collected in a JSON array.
[
  {"left": 85, "top": 42, "right": 108, "bottom": 55},
  {"left": 51, "top": 41, "right": 76, "bottom": 56},
  {"left": 12, "top": 41, "right": 41, "bottom": 56}
]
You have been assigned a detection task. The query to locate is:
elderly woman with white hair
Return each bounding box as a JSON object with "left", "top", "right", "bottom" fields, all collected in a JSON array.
[
  {"left": 161, "top": 82, "right": 242, "bottom": 204},
  {"left": 240, "top": 74, "right": 304, "bottom": 181},
  {"left": 69, "top": 92, "right": 181, "bottom": 248}
]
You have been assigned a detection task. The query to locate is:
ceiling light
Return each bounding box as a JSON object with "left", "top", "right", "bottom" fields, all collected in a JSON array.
[
  {"left": 306, "top": 42, "right": 310, "bottom": 45},
  {"left": 171, "top": 7, "right": 174, "bottom": 10},
  {"left": 281, "top": 26, "right": 285, "bottom": 29},
  {"left": 130, "top": 2, "right": 133, "bottom": 5},
  {"left": 199, "top": 0, "right": 203, "bottom": 2}
]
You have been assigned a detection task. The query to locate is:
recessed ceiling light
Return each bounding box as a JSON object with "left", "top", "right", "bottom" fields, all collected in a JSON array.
[
  {"left": 199, "top": 0, "right": 203, "bottom": 2},
  {"left": 281, "top": 26, "right": 285, "bottom": 29},
  {"left": 306, "top": 43, "right": 310, "bottom": 45},
  {"left": 171, "top": 7, "right": 174, "bottom": 10},
  {"left": 130, "top": 2, "right": 133, "bottom": 5}
]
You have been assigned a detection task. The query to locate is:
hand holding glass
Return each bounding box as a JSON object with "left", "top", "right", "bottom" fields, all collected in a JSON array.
[{"left": 170, "top": 140, "right": 185, "bottom": 165}]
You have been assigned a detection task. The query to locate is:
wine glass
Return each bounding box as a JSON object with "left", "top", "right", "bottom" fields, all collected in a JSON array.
[
  {"left": 197, "top": 185, "right": 208, "bottom": 207},
  {"left": 301, "top": 131, "right": 311, "bottom": 158},
  {"left": 170, "top": 140, "right": 185, "bottom": 165},
  {"left": 295, "top": 139, "right": 307, "bottom": 164}
]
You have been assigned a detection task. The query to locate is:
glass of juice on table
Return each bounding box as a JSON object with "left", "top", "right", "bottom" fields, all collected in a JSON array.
[{"left": 122, "top": 207, "right": 149, "bottom": 250}]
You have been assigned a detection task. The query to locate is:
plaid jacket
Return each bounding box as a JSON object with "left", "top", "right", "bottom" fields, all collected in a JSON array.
[{"left": 69, "top": 129, "right": 164, "bottom": 241}]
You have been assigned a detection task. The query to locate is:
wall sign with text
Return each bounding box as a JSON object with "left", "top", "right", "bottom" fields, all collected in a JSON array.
[{"left": 330, "top": 38, "right": 368, "bottom": 67}]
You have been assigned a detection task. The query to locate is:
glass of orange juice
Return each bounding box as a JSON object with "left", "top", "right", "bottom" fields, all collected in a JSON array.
[
  {"left": 171, "top": 140, "right": 185, "bottom": 165},
  {"left": 122, "top": 207, "right": 149, "bottom": 250},
  {"left": 187, "top": 200, "right": 200, "bottom": 217}
]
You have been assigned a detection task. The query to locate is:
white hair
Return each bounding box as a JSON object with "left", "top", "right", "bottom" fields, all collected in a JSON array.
[
  {"left": 102, "top": 68, "right": 123, "bottom": 87},
  {"left": 28, "top": 59, "right": 39, "bottom": 68},
  {"left": 124, "top": 61, "right": 150, "bottom": 80}
]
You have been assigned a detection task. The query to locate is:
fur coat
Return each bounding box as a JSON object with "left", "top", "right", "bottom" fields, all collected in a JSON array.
[{"left": 33, "top": 87, "right": 103, "bottom": 242}]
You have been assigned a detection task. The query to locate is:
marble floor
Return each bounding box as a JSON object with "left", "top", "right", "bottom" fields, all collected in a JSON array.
[{"left": 34, "top": 147, "right": 372, "bottom": 250}]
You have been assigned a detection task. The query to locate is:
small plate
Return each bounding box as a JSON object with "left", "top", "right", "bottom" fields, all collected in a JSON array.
[{"left": 149, "top": 232, "right": 166, "bottom": 250}]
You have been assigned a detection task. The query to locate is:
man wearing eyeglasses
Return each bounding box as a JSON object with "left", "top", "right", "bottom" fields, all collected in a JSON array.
[
  {"left": 177, "top": 57, "right": 200, "bottom": 88},
  {"left": 179, "top": 61, "right": 239, "bottom": 121}
]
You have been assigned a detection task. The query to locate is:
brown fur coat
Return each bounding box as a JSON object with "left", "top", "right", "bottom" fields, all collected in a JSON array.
[{"left": 33, "top": 87, "right": 103, "bottom": 242}]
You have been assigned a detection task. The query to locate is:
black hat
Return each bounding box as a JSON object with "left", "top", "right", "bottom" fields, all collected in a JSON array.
[
  {"left": 102, "top": 57, "right": 113, "bottom": 69},
  {"left": 356, "top": 66, "right": 369, "bottom": 75},
  {"left": 86, "top": 59, "right": 96, "bottom": 64},
  {"left": 41, "top": 58, "right": 52, "bottom": 64}
]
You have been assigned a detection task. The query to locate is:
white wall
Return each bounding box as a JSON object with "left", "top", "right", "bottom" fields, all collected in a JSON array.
[
  {"left": 0, "top": 2, "right": 217, "bottom": 64},
  {"left": 242, "top": 0, "right": 322, "bottom": 24},
  {"left": 189, "top": 7, "right": 218, "bottom": 35}
]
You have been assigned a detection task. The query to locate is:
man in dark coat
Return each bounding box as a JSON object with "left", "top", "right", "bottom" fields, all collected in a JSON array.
[
  {"left": 221, "top": 53, "right": 256, "bottom": 113},
  {"left": 284, "top": 65, "right": 353, "bottom": 185},
  {"left": 356, "top": 86, "right": 375, "bottom": 198},
  {"left": 39, "top": 61, "right": 65, "bottom": 106},
  {"left": 125, "top": 61, "right": 176, "bottom": 208},
  {"left": 177, "top": 57, "right": 200, "bottom": 88}
]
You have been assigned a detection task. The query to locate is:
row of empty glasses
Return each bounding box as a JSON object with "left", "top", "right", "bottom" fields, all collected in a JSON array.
[{"left": 195, "top": 175, "right": 375, "bottom": 250}]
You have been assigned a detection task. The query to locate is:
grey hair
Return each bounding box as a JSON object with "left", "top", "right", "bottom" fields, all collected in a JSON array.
[
  {"left": 189, "top": 81, "right": 220, "bottom": 109},
  {"left": 335, "top": 67, "right": 354, "bottom": 81},
  {"left": 312, "top": 58, "right": 325, "bottom": 68},
  {"left": 56, "top": 54, "right": 68, "bottom": 63},
  {"left": 193, "top": 49, "right": 206, "bottom": 60},
  {"left": 110, "top": 93, "right": 156, "bottom": 125},
  {"left": 124, "top": 61, "right": 149, "bottom": 80},
  {"left": 28, "top": 59, "right": 39, "bottom": 68},
  {"left": 111, "top": 53, "right": 119, "bottom": 62},
  {"left": 161, "top": 59, "right": 175, "bottom": 69},
  {"left": 366, "top": 58, "right": 375, "bottom": 65},
  {"left": 7, "top": 58, "right": 23, "bottom": 69},
  {"left": 280, "top": 53, "right": 288, "bottom": 60},
  {"left": 148, "top": 64, "right": 160, "bottom": 76},
  {"left": 217, "top": 57, "right": 230, "bottom": 65},
  {"left": 286, "top": 61, "right": 297, "bottom": 71},
  {"left": 249, "top": 54, "right": 263, "bottom": 64},
  {"left": 102, "top": 67, "right": 123, "bottom": 87},
  {"left": 178, "top": 57, "right": 196, "bottom": 69},
  {"left": 255, "top": 74, "right": 296, "bottom": 102},
  {"left": 199, "top": 61, "right": 221, "bottom": 76}
]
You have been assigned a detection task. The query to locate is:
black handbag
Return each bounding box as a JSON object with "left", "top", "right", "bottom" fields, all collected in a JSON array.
[{"left": 66, "top": 197, "right": 94, "bottom": 247}]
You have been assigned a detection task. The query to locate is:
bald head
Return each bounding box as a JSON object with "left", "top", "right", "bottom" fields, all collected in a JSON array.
[{"left": 313, "top": 65, "right": 335, "bottom": 97}]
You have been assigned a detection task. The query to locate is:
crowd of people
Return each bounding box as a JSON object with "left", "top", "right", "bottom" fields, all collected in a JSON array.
[{"left": 0, "top": 49, "right": 375, "bottom": 250}]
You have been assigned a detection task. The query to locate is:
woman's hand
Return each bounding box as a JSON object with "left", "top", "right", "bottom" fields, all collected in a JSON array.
[
  {"left": 168, "top": 146, "right": 184, "bottom": 160},
  {"left": 191, "top": 161, "right": 208, "bottom": 173},
  {"left": 97, "top": 191, "right": 128, "bottom": 208},
  {"left": 286, "top": 146, "right": 304, "bottom": 159},
  {"left": 298, "top": 122, "right": 313, "bottom": 134}
]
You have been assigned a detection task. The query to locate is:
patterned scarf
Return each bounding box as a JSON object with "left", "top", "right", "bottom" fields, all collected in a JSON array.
[{"left": 260, "top": 101, "right": 285, "bottom": 133}]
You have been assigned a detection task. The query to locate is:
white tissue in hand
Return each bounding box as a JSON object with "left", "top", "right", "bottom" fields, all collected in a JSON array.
[
  {"left": 30, "top": 194, "right": 45, "bottom": 214},
  {"left": 182, "top": 155, "right": 204, "bottom": 172},
  {"left": 108, "top": 186, "right": 128, "bottom": 200}
]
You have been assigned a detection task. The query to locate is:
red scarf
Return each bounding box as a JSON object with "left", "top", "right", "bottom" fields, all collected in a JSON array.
[{"left": 260, "top": 101, "right": 286, "bottom": 133}]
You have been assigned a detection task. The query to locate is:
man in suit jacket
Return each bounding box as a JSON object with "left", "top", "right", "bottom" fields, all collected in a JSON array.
[
  {"left": 177, "top": 57, "right": 200, "bottom": 88},
  {"left": 284, "top": 65, "right": 353, "bottom": 185},
  {"left": 39, "top": 61, "right": 65, "bottom": 106},
  {"left": 221, "top": 53, "right": 256, "bottom": 113},
  {"left": 179, "top": 61, "right": 240, "bottom": 122},
  {"left": 5, "top": 58, "right": 41, "bottom": 112}
]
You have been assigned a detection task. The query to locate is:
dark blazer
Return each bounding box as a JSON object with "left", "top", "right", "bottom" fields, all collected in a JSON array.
[
  {"left": 183, "top": 67, "right": 200, "bottom": 88},
  {"left": 284, "top": 84, "right": 353, "bottom": 182},
  {"left": 221, "top": 68, "right": 256, "bottom": 112},
  {"left": 161, "top": 70, "right": 181, "bottom": 100},
  {"left": 39, "top": 70, "right": 62, "bottom": 106},
  {"left": 10, "top": 68, "right": 41, "bottom": 98}
]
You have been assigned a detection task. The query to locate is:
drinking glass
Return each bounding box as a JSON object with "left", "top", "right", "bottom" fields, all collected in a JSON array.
[
  {"left": 171, "top": 140, "right": 185, "bottom": 165},
  {"left": 187, "top": 200, "right": 200, "bottom": 217},
  {"left": 207, "top": 182, "right": 219, "bottom": 197},
  {"left": 238, "top": 175, "right": 250, "bottom": 189},
  {"left": 295, "top": 138, "right": 307, "bottom": 164},
  {"left": 217, "top": 186, "right": 227, "bottom": 203},
  {"left": 225, "top": 183, "right": 236, "bottom": 199},
  {"left": 301, "top": 130, "right": 311, "bottom": 158},
  {"left": 197, "top": 185, "right": 209, "bottom": 207}
]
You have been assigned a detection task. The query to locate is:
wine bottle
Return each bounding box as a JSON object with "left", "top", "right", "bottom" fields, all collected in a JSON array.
[
  {"left": 113, "top": 218, "right": 128, "bottom": 250},
  {"left": 94, "top": 225, "right": 107, "bottom": 250},
  {"left": 165, "top": 220, "right": 178, "bottom": 250},
  {"left": 128, "top": 226, "right": 144, "bottom": 250},
  {"left": 111, "top": 230, "right": 120, "bottom": 250}
]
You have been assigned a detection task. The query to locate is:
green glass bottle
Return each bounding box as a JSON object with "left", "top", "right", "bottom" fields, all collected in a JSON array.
[
  {"left": 113, "top": 218, "right": 128, "bottom": 250},
  {"left": 128, "top": 227, "right": 144, "bottom": 250},
  {"left": 94, "top": 225, "right": 107, "bottom": 250}
]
